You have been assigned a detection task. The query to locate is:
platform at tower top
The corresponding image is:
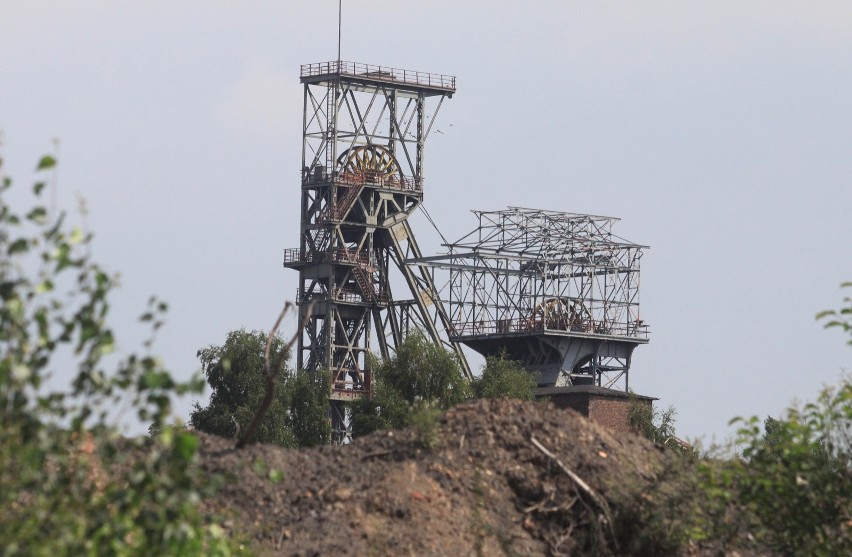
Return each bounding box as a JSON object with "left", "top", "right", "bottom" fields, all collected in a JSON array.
[{"left": 300, "top": 60, "right": 456, "bottom": 95}]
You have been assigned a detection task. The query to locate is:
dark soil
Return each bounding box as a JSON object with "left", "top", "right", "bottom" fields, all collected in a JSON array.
[{"left": 197, "top": 399, "right": 767, "bottom": 556}]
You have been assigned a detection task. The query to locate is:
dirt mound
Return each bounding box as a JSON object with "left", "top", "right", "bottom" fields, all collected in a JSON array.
[{"left": 197, "top": 399, "right": 755, "bottom": 556}]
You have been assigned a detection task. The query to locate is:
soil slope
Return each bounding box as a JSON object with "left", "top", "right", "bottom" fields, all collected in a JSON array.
[{"left": 197, "top": 399, "right": 760, "bottom": 556}]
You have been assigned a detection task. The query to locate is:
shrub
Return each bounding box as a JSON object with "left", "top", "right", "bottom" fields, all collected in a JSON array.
[
  {"left": 0, "top": 155, "right": 244, "bottom": 555},
  {"left": 473, "top": 354, "right": 536, "bottom": 400},
  {"left": 190, "top": 329, "right": 332, "bottom": 447},
  {"left": 350, "top": 330, "right": 469, "bottom": 437},
  {"left": 726, "top": 378, "right": 851, "bottom": 555},
  {"left": 191, "top": 329, "right": 297, "bottom": 447}
]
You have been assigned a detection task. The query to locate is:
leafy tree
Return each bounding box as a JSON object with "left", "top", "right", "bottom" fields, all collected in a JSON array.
[
  {"left": 629, "top": 400, "right": 681, "bottom": 445},
  {"left": 191, "top": 329, "right": 297, "bottom": 447},
  {"left": 726, "top": 380, "right": 851, "bottom": 555},
  {"left": 0, "top": 154, "right": 242, "bottom": 554},
  {"left": 190, "top": 329, "right": 331, "bottom": 447},
  {"left": 379, "top": 330, "right": 470, "bottom": 407},
  {"left": 351, "top": 381, "right": 411, "bottom": 436},
  {"left": 473, "top": 354, "right": 536, "bottom": 400},
  {"left": 288, "top": 370, "right": 331, "bottom": 447},
  {"left": 703, "top": 287, "right": 852, "bottom": 555},
  {"left": 351, "top": 331, "right": 470, "bottom": 437}
]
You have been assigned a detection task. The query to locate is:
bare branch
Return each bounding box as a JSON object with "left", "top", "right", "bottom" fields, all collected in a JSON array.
[
  {"left": 236, "top": 301, "right": 315, "bottom": 449},
  {"left": 530, "top": 436, "right": 617, "bottom": 550}
]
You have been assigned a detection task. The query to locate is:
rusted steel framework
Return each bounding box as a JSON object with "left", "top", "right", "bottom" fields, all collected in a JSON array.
[
  {"left": 283, "top": 60, "right": 470, "bottom": 443},
  {"left": 415, "top": 207, "right": 649, "bottom": 390}
]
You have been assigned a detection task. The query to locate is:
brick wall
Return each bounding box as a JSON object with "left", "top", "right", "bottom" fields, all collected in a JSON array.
[
  {"left": 588, "top": 396, "right": 650, "bottom": 433},
  {"left": 535, "top": 386, "right": 655, "bottom": 434}
]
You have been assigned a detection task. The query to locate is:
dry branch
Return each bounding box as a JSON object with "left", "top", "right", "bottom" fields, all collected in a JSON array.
[
  {"left": 530, "top": 436, "right": 617, "bottom": 550},
  {"left": 236, "top": 301, "right": 314, "bottom": 449}
]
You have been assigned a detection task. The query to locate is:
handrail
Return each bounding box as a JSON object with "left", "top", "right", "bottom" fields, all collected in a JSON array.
[
  {"left": 283, "top": 248, "right": 373, "bottom": 267},
  {"left": 303, "top": 168, "right": 422, "bottom": 193},
  {"left": 450, "top": 317, "right": 650, "bottom": 340},
  {"left": 297, "top": 288, "right": 384, "bottom": 305},
  {"left": 301, "top": 60, "right": 456, "bottom": 92}
]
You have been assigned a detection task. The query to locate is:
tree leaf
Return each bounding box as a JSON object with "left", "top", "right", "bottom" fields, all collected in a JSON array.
[
  {"left": 36, "top": 155, "right": 56, "bottom": 170},
  {"left": 8, "top": 237, "right": 29, "bottom": 255},
  {"left": 26, "top": 206, "right": 47, "bottom": 224},
  {"left": 173, "top": 432, "right": 199, "bottom": 461}
]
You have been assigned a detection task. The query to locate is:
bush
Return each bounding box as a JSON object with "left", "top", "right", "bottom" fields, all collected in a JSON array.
[
  {"left": 190, "top": 329, "right": 331, "bottom": 447},
  {"left": 0, "top": 155, "right": 244, "bottom": 555},
  {"left": 350, "top": 330, "right": 469, "bottom": 437},
  {"left": 628, "top": 398, "right": 694, "bottom": 457},
  {"left": 190, "top": 329, "right": 297, "bottom": 447},
  {"left": 473, "top": 354, "right": 536, "bottom": 400},
  {"left": 695, "top": 286, "right": 852, "bottom": 555},
  {"left": 726, "top": 379, "right": 851, "bottom": 555}
]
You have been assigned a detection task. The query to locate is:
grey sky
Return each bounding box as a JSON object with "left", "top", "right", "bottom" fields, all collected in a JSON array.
[{"left": 2, "top": 1, "right": 851, "bottom": 443}]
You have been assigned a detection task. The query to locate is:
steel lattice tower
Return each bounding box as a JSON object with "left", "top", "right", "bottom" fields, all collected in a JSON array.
[
  {"left": 283, "top": 61, "right": 471, "bottom": 443},
  {"left": 415, "top": 207, "right": 649, "bottom": 391}
]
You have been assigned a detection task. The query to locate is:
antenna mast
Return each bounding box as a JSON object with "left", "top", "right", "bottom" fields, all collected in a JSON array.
[{"left": 337, "top": 0, "right": 342, "bottom": 63}]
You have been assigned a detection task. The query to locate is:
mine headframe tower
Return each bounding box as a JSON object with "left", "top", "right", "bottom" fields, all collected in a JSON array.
[
  {"left": 283, "top": 61, "right": 471, "bottom": 443},
  {"left": 415, "top": 207, "right": 650, "bottom": 390}
]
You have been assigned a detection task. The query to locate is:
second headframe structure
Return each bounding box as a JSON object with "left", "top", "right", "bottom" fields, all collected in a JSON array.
[{"left": 414, "top": 206, "right": 650, "bottom": 391}]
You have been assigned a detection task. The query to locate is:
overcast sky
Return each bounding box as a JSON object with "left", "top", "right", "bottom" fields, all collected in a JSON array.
[{"left": 2, "top": 1, "right": 851, "bottom": 444}]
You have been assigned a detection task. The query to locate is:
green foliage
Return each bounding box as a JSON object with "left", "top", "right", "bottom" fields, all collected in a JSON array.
[
  {"left": 351, "top": 331, "right": 469, "bottom": 438},
  {"left": 351, "top": 382, "right": 410, "bottom": 436},
  {"left": 473, "top": 354, "right": 536, "bottom": 400},
  {"left": 629, "top": 397, "right": 698, "bottom": 460},
  {"left": 379, "top": 330, "right": 470, "bottom": 407},
  {"left": 816, "top": 281, "right": 852, "bottom": 344},
  {"left": 410, "top": 407, "right": 443, "bottom": 449},
  {"left": 288, "top": 370, "right": 332, "bottom": 447},
  {"left": 0, "top": 156, "right": 244, "bottom": 555},
  {"left": 190, "top": 330, "right": 331, "bottom": 447},
  {"left": 190, "top": 330, "right": 297, "bottom": 447},
  {"left": 723, "top": 379, "right": 852, "bottom": 555}
]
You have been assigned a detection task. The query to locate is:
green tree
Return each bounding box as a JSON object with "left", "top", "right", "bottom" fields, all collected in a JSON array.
[
  {"left": 190, "top": 329, "right": 331, "bottom": 447},
  {"left": 190, "top": 329, "right": 297, "bottom": 447},
  {"left": 288, "top": 370, "right": 332, "bottom": 447},
  {"left": 473, "top": 354, "right": 536, "bottom": 400},
  {"left": 727, "top": 380, "right": 851, "bottom": 555},
  {"left": 379, "top": 330, "right": 470, "bottom": 407},
  {"left": 0, "top": 155, "right": 241, "bottom": 555},
  {"left": 704, "top": 287, "right": 852, "bottom": 555},
  {"left": 351, "top": 331, "right": 470, "bottom": 437},
  {"left": 629, "top": 401, "right": 681, "bottom": 447},
  {"left": 351, "top": 381, "right": 411, "bottom": 435}
]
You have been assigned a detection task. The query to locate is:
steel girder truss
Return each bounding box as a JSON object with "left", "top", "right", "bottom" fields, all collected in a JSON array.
[
  {"left": 284, "top": 62, "right": 469, "bottom": 443},
  {"left": 414, "top": 207, "right": 649, "bottom": 389}
]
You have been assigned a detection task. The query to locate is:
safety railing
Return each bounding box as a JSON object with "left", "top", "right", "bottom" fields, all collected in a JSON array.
[
  {"left": 450, "top": 317, "right": 650, "bottom": 339},
  {"left": 301, "top": 60, "right": 456, "bottom": 92},
  {"left": 303, "top": 168, "right": 422, "bottom": 193},
  {"left": 297, "top": 288, "right": 376, "bottom": 305},
  {"left": 282, "top": 248, "right": 302, "bottom": 264},
  {"left": 283, "top": 248, "right": 373, "bottom": 268}
]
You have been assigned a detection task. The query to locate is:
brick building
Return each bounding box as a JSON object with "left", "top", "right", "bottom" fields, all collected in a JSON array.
[{"left": 534, "top": 385, "right": 656, "bottom": 434}]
